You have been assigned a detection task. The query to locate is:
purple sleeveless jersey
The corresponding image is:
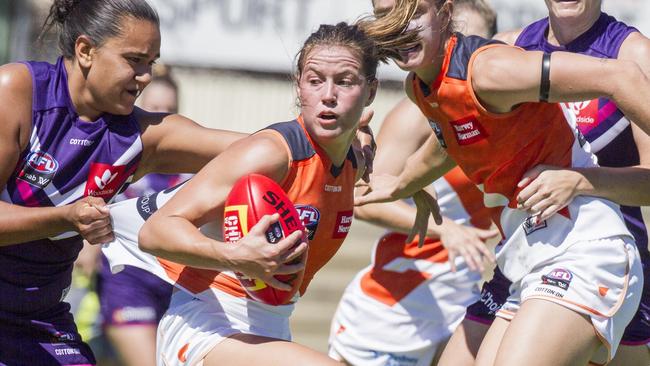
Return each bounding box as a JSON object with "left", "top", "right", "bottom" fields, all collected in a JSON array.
[
  {"left": 467, "top": 13, "right": 650, "bottom": 345},
  {"left": 0, "top": 57, "right": 142, "bottom": 363}
]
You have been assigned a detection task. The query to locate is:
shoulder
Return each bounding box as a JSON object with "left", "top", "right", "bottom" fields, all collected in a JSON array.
[
  {"left": 226, "top": 130, "right": 291, "bottom": 181},
  {"left": 618, "top": 32, "right": 650, "bottom": 67},
  {"left": 493, "top": 29, "right": 523, "bottom": 45},
  {"left": 0, "top": 63, "right": 34, "bottom": 147},
  {"left": 0, "top": 63, "right": 32, "bottom": 99}
]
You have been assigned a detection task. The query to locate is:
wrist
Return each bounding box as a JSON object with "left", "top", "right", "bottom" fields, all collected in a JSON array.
[{"left": 571, "top": 168, "right": 593, "bottom": 196}]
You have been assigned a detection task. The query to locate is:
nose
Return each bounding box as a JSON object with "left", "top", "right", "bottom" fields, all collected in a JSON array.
[
  {"left": 322, "top": 80, "right": 337, "bottom": 105},
  {"left": 134, "top": 64, "right": 153, "bottom": 86}
]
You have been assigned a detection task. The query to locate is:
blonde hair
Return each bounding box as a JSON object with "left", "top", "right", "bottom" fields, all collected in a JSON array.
[
  {"left": 359, "top": 0, "right": 451, "bottom": 61},
  {"left": 454, "top": 0, "right": 497, "bottom": 37}
]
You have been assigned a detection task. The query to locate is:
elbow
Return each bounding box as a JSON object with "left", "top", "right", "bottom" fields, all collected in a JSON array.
[
  {"left": 354, "top": 203, "right": 380, "bottom": 223},
  {"left": 138, "top": 220, "right": 161, "bottom": 255}
]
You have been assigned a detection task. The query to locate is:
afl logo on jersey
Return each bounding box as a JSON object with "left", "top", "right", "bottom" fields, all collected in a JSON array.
[
  {"left": 17, "top": 151, "right": 59, "bottom": 189},
  {"left": 295, "top": 205, "right": 320, "bottom": 240},
  {"left": 428, "top": 119, "right": 447, "bottom": 148}
]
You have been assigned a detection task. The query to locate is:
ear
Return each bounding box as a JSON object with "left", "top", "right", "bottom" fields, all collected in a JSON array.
[
  {"left": 365, "top": 78, "right": 379, "bottom": 107},
  {"left": 75, "top": 35, "right": 95, "bottom": 68}
]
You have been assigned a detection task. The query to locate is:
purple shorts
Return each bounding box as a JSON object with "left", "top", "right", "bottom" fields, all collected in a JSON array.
[
  {"left": 465, "top": 261, "right": 650, "bottom": 345},
  {"left": 0, "top": 308, "right": 96, "bottom": 365},
  {"left": 98, "top": 256, "right": 173, "bottom": 327}
]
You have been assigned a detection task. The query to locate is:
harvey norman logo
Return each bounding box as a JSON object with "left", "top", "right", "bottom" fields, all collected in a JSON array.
[{"left": 449, "top": 116, "right": 487, "bottom": 145}]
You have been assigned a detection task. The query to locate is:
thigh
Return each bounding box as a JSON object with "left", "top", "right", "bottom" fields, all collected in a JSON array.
[
  {"left": 494, "top": 298, "right": 600, "bottom": 366},
  {"left": 105, "top": 324, "right": 157, "bottom": 366},
  {"left": 474, "top": 317, "right": 510, "bottom": 366},
  {"left": 437, "top": 318, "right": 490, "bottom": 366},
  {"left": 204, "top": 333, "right": 342, "bottom": 366}
]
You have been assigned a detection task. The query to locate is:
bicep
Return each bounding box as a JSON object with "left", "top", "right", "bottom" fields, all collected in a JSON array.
[
  {"left": 472, "top": 47, "right": 623, "bottom": 112},
  {"left": 138, "top": 112, "right": 247, "bottom": 177},
  {"left": 0, "top": 64, "right": 32, "bottom": 189}
]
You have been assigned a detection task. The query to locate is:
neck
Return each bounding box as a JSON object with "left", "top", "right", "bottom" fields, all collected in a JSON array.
[
  {"left": 64, "top": 58, "right": 101, "bottom": 122},
  {"left": 547, "top": 11, "right": 600, "bottom": 46},
  {"left": 315, "top": 132, "right": 355, "bottom": 168}
]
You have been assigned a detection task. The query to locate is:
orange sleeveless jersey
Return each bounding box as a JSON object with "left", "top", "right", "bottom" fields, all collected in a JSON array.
[
  {"left": 412, "top": 33, "right": 578, "bottom": 230},
  {"left": 157, "top": 117, "right": 357, "bottom": 299}
]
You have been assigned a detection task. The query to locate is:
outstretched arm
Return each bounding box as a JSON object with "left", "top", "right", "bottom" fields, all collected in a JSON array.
[{"left": 471, "top": 46, "right": 650, "bottom": 136}]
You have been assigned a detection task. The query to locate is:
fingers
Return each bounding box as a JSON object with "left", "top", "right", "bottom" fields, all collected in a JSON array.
[
  {"left": 354, "top": 190, "right": 390, "bottom": 206},
  {"left": 422, "top": 192, "right": 443, "bottom": 225},
  {"left": 448, "top": 251, "right": 457, "bottom": 273},
  {"left": 249, "top": 213, "right": 280, "bottom": 235},
  {"left": 358, "top": 109, "right": 375, "bottom": 127},
  {"left": 282, "top": 241, "right": 308, "bottom": 264},
  {"left": 262, "top": 276, "right": 293, "bottom": 291},
  {"left": 517, "top": 165, "right": 545, "bottom": 188}
]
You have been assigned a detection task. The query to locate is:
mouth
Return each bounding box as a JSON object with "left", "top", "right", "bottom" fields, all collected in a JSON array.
[
  {"left": 317, "top": 111, "right": 339, "bottom": 124},
  {"left": 398, "top": 44, "right": 422, "bottom": 60}
]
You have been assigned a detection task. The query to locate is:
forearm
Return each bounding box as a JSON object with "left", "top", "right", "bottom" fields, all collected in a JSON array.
[
  {"left": 573, "top": 166, "right": 650, "bottom": 206},
  {"left": 138, "top": 215, "right": 233, "bottom": 270},
  {"left": 397, "top": 138, "right": 455, "bottom": 198},
  {"left": 0, "top": 202, "right": 73, "bottom": 245}
]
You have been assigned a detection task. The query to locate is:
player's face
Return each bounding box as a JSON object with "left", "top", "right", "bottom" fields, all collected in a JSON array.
[
  {"left": 544, "top": 0, "right": 602, "bottom": 21},
  {"left": 85, "top": 17, "right": 160, "bottom": 116},
  {"left": 374, "top": 0, "right": 448, "bottom": 74},
  {"left": 139, "top": 83, "right": 178, "bottom": 113},
  {"left": 297, "top": 45, "right": 376, "bottom": 144}
]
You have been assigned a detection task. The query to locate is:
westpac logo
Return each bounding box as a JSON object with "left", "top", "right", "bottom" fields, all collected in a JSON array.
[{"left": 85, "top": 163, "right": 127, "bottom": 199}]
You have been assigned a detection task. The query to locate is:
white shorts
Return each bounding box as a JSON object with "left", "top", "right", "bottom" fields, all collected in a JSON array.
[
  {"left": 496, "top": 236, "right": 643, "bottom": 364},
  {"left": 328, "top": 317, "right": 440, "bottom": 366},
  {"left": 156, "top": 290, "right": 294, "bottom": 366},
  {"left": 328, "top": 259, "right": 480, "bottom": 366}
]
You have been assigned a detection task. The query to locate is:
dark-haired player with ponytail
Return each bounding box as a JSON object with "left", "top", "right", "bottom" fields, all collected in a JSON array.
[{"left": 0, "top": 0, "right": 307, "bottom": 364}]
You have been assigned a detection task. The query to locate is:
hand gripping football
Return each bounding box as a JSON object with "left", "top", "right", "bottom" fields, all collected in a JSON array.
[{"left": 223, "top": 174, "right": 306, "bottom": 305}]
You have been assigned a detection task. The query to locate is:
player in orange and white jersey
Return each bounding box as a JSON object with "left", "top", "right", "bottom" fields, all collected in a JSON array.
[
  {"left": 329, "top": 100, "right": 497, "bottom": 366},
  {"left": 355, "top": 0, "right": 650, "bottom": 365},
  {"left": 329, "top": 4, "right": 498, "bottom": 364},
  {"left": 112, "top": 23, "right": 383, "bottom": 366}
]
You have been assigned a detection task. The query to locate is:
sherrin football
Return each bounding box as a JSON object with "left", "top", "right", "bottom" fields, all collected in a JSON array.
[{"left": 223, "top": 173, "right": 306, "bottom": 305}]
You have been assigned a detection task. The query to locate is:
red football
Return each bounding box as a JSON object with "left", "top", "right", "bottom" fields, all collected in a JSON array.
[{"left": 223, "top": 173, "right": 306, "bottom": 305}]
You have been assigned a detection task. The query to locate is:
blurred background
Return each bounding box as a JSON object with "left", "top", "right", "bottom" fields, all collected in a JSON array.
[{"left": 3, "top": 0, "right": 649, "bottom": 353}]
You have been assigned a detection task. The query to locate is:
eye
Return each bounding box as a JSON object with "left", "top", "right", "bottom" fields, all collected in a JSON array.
[
  {"left": 338, "top": 79, "right": 354, "bottom": 87},
  {"left": 308, "top": 78, "right": 322, "bottom": 86}
]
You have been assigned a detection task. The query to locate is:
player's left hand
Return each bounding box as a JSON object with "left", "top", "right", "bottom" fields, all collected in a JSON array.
[
  {"left": 516, "top": 164, "right": 584, "bottom": 221},
  {"left": 354, "top": 109, "right": 376, "bottom": 183}
]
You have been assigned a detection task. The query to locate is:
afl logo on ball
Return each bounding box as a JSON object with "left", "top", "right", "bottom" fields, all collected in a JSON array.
[
  {"left": 295, "top": 205, "right": 320, "bottom": 240},
  {"left": 18, "top": 151, "right": 59, "bottom": 188}
]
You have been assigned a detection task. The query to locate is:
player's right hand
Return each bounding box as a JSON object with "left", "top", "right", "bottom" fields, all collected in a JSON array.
[
  {"left": 228, "top": 214, "right": 308, "bottom": 290},
  {"left": 67, "top": 196, "right": 113, "bottom": 245}
]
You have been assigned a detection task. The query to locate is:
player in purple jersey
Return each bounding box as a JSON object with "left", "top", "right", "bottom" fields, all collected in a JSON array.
[
  {"left": 97, "top": 68, "right": 186, "bottom": 366},
  {"left": 0, "top": 0, "right": 311, "bottom": 364},
  {"left": 439, "top": 1, "right": 650, "bottom": 365}
]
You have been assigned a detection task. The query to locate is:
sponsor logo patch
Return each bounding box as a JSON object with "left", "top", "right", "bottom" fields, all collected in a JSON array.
[
  {"left": 522, "top": 215, "right": 547, "bottom": 235},
  {"left": 85, "top": 163, "right": 128, "bottom": 199},
  {"left": 541, "top": 268, "right": 573, "bottom": 290},
  {"left": 333, "top": 210, "right": 353, "bottom": 239},
  {"left": 295, "top": 204, "right": 321, "bottom": 240},
  {"left": 18, "top": 151, "right": 59, "bottom": 188},
  {"left": 223, "top": 205, "right": 248, "bottom": 243},
  {"left": 449, "top": 116, "right": 487, "bottom": 145}
]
